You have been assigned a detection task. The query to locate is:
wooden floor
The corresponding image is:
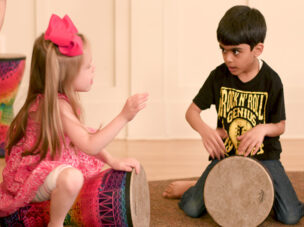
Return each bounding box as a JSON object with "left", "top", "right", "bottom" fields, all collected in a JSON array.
[{"left": 0, "top": 139, "right": 303, "bottom": 182}]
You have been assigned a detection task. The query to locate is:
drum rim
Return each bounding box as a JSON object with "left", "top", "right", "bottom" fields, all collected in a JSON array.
[
  {"left": 125, "top": 171, "right": 133, "bottom": 226},
  {"left": 127, "top": 166, "right": 150, "bottom": 227},
  {"left": 203, "top": 155, "right": 275, "bottom": 227}
]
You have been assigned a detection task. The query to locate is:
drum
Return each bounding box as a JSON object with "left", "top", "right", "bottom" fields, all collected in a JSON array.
[
  {"left": 0, "top": 54, "right": 26, "bottom": 157},
  {"left": 0, "top": 167, "right": 150, "bottom": 227},
  {"left": 204, "top": 156, "right": 274, "bottom": 227}
]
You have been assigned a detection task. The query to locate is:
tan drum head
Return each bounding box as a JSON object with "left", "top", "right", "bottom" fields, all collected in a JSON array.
[
  {"left": 204, "top": 156, "right": 274, "bottom": 227},
  {"left": 0, "top": 54, "right": 26, "bottom": 61},
  {"left": 127, "top": 165, "right": 150, "bottom": 227}
]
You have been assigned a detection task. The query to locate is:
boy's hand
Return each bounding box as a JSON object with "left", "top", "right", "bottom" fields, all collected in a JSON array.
[
  {"left": 109, "top": 157, "right": 141, "bottom": 174},
  {"left": 201, "top": 126, "right": 227, "bottom": 160},
  {"left": 120, "top": 93, "right": 149, "bottom": 121},
  {"left": 216, "top": 128, "right": 228, "bottom": 140},
  {"left": 237, "top": 124, "right": 266, "bottom": 156}
]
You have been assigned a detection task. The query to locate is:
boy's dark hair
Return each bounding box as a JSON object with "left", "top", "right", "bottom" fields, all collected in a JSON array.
[{"left": 217, "top": 5, "right": 267, "bottom": 50}]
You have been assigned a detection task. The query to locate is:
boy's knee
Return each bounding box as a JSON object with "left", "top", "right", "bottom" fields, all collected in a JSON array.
[
  {"left": 57, "top": 168, "right": 84, "bottom": 195},
  {"left": 179, "top": 198, "right": 204, "bottom": 218},
  {"left": 276, "top": 209, "right": 302, "bottom": 225}
]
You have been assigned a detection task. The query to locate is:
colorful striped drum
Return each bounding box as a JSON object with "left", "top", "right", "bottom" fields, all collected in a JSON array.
[
  {"left": 0, "top": 54, "right": 26, "bottom": 157},
  {"left": 0, "top": 167, "right": 150, "bottom": 227}
]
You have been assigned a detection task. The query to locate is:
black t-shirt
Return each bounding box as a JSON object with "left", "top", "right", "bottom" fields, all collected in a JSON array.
[{"left": 193, "top": 61, "right": 286, "bottom": 160}]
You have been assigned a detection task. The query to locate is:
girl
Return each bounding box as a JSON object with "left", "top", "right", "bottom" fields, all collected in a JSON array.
[
  {"left": 0, "top": 14, "right": 148, "bottom": 227},
  {"left": 0, "top": 0, "right": 6, "bottom": 31}
]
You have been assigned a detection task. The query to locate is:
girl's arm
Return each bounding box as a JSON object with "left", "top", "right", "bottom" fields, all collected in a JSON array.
[
  {"left": 94, "top": 149, "right": 140, "bottom": 174},
  {"left": 0, "top": 0, "right": 6, "bottom": 31},
  {"left": 60, "top": 93, "right": 148, "bottom": 156}
]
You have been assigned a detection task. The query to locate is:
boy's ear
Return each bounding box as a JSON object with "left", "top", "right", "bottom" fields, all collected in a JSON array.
[{"left": 253, "top": 43, "right": 264, "bottom": 57}]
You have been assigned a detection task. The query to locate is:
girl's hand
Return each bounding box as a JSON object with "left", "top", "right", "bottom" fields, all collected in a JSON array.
[
  {"left": 120, "top": 93, "right": 149, "bottom": 121},
  {"left": 201, "top": 126, "right": 227, "bottom": 160},
  {"left": 108, "top": 157, "right": 141, "bottom": 174}
]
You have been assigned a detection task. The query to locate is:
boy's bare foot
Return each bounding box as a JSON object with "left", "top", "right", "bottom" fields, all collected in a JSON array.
[{"left": 162, "top": 180, "right": 196, "bottom": 199}]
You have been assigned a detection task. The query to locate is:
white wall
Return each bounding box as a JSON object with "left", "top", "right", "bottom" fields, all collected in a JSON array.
[
  {"left": 1, "top": 0, "right": 304, "bottom": 139},
  {"left": 0, "top": 0, "right": 35, "bottom": 111},
  {"left": 251, "top": 0, "right": 304, "bottom": 139}
]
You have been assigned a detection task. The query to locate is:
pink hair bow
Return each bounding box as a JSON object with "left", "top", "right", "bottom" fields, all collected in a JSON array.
[{"left": 44, "top": 14, "right": 83, "bottom": 57}]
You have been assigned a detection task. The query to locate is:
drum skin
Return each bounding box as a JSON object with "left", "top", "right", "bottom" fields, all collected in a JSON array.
[{"left": 204, "top": 156, "right": 274, "bottom": 227}]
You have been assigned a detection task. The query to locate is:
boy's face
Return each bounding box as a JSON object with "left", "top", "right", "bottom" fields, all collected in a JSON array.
[{"left": 219, "top": 43, "right": 263, "bottom": 77}]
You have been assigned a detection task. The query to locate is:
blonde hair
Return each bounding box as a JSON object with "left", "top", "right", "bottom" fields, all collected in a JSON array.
[{"left": 6, "top": 33, "right": 87, "bottom": 160}]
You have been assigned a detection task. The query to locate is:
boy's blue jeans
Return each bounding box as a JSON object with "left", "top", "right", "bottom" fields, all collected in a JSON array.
[{"left": 179, "top": 159, "right": 304, "bottom": 225}]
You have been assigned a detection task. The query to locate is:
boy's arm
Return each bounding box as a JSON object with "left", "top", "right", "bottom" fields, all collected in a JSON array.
[
  {"left": 237, "top": 120, "right": 285, "bottom": 157},
  {"left": 186, "top": 102, "right": 226, "bottom": 160}
]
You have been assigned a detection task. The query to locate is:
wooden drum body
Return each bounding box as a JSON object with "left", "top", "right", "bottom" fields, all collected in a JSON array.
[
  {"left": 0, "top": 167, "right": 150, "bottom": 227},
  {"left": 204, "top": 156, "right": 274, "bottom": 227},
  {"left": 0, "top": 54, "right": 26, "bottom": 157}
]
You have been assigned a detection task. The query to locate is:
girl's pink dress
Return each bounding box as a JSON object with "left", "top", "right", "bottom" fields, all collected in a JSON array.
[{"left": 0, "top": 94, "right": 104, "bottom": 217}]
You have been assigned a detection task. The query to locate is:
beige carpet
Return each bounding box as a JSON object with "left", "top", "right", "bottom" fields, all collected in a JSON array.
[{"left": 149, "top": 172, "right": 304, "bottom": 227}]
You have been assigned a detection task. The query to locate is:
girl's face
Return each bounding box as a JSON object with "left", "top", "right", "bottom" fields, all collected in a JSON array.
[{"left": 73, "top": 46, "right": 95, "bottom": 92}]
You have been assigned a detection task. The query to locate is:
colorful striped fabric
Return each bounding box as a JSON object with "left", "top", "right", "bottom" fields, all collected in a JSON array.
[{"left": 0, "top": 56, "right": 25, "bottom": 158}]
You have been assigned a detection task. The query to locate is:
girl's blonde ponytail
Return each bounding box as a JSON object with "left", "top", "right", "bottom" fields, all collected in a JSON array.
[
  {"left": 6, "top": 34, "right": 86, "bottom": 160},
  {"left": 40, "top": 43, "right": 65, "bottom": 159}
]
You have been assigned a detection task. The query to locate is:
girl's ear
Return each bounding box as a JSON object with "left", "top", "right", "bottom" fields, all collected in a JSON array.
[{"left": 253, "top": 43, "right": 264, "bottom": 57}]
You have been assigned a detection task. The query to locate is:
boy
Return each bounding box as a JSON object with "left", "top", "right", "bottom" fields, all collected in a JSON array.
[{"left": 163, "top": 5, "right": 304, "bottom": 224}]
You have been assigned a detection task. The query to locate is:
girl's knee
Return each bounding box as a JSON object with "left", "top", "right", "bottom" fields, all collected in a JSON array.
[{"left": 57, "top": 168, "right": 84, "bottom": 195}]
